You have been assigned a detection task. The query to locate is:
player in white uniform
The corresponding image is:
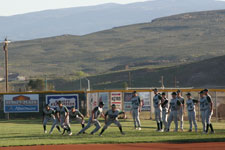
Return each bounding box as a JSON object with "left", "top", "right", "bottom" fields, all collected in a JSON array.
[
  {"left": 186, "top": 92, "right": 198, "bottom": 132},
  {"left": 56, "top": 101, "right": 72, "bottom": 136},
  {"left": 177, "top": 90, "right": 185, "bottom": 131},
  {"left": 99, "top": 104, "right": 125, "bottom": 136},
  {"left": 166, "top": 92, "right": 181, "bottom": 132},
  {"left": 199, "top": 90, "right": 207, "bottom": 133},
  {"left": 204, "top": 89, "right": 215, "bottom": 134},
  {"left": 69, "top": 107, "right": 85, "bottom": 130},
  {"left": 130, "top": 91, "right": 142, "bottom": 130},
  {"left": 43, "top": 105, "right": 61, "bottom": 134},
  {"left": 77, "top": 102, "right": 104, "bottom": 135},
  {"left": 153, "top": 88, "right": 163, "bottom": 132},
  {"left": 161, "top": 92, "right": 169, "bottom": 132}
]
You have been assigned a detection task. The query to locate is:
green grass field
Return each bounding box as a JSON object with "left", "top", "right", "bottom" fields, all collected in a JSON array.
[{"left": 0, "top": 118, "right": 225, "bottom": 147}]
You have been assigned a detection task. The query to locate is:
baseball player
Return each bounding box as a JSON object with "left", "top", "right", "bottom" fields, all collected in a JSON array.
[
  {"left": 203, "top": 89, "right": 215, "bottom": 134},
  {"left": 130, "top": 91, "right": 142, "bottom": 130},
  {"left": 42, "top": 104, "right": 61, "bottom": 134},
  {"left": 166, "top": 92, "right": 181, "bottom": 132},
  {"left": 199, "top": 90, "right": 207, "bottom": 133},
  {"left": 177, "top": 90, "right": 185, "bottom": 131},
  {"left": 161, "top": 92, "right": 169, "bottom": 132},
  {"left": 153, "top": 88, "right": 163, "bottom": 132},
  {"left": 77, "top": 102, "right": 104, "bottom": 135},
  {"left": 69, "top": 106, "right": 85, "bottom": 130},
  {"left": 56, "top": 101, "right": 72, "bottom": 136},
  {"left": 186, "top": 92, "right": 198, "bottom": 132},
  {"left": 99, "top": 104, "right": 125, "bottom": 136}
]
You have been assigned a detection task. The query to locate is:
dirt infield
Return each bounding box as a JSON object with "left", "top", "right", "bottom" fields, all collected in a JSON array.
[{"left": 1, "top": 142, "right": 225, "bottom": 150}]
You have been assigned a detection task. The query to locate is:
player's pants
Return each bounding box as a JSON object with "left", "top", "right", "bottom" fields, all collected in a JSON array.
[
  {"left": 59, "top": 116, "right": 70, "bottom": 129},
  {"left": 178, "top": 109, "right": 184, "bottom": 130},
  {"left": 188, "top": 110, "right": 197, "bottom": 131},
  {"left": 200, "top": 110, "right": 207, "bottom": 132},
  {"left": 167, "top": 111, "right": 178, "bottom": 131},
  {"left": 154, "top": 108, "right": 162, "bottom": 123},
  {"left": 79, "top": 118, "right": 101, "bottom": 134},
  {"left": 43, "top": 117, "right": 58, "bottom": 133},
  {"left": 162, "top": 110, "right": 168, "bottom": 130},
  {"left": 206, "top": 109, "right": 213, "bottom": 124},
  {"left": 102, "top": 120, "right": 121, "bottom": 130},
  {"left": 132, "top": 109, "right": 141, "bottom": 128},
  {"left": 71, "top": 117, "right": 84, "bottom": 124}
]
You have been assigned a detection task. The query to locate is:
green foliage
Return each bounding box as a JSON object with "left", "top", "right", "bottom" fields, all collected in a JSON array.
[{"left": 27, "top": 79, "right": 45, "bottom": 91}]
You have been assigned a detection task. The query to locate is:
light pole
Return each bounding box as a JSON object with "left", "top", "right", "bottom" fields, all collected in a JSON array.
[{"left": 3, "top": 38, "right": 10, "bottom": 92}]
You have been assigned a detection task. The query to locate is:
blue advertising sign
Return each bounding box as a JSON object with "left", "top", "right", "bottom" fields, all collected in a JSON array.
[{"left": 4, "top": 94, "right": 39, "bottom": 113}]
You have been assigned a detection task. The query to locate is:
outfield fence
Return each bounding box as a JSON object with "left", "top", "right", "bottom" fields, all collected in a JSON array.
[{"left": 0, "top": 89, "right": 225, "bottom": 121}]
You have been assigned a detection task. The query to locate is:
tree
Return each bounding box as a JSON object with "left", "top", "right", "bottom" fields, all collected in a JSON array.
[{"left": 27, "top": 79, "right": 45, "bottom": 91}]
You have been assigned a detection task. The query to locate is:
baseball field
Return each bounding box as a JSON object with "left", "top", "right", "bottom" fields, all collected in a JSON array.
[{"left": 0, "top": 118, "right": 225, "bottom": 149}]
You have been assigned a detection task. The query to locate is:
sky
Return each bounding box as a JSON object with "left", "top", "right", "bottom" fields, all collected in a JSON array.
[{"left": 0, "top": 0, "right": 150, "bottom": 16}]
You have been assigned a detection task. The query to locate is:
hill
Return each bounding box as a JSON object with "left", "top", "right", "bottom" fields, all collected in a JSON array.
[
  {"left": 1, "top": 0, "right": 225, "bottom": 40},
  {"left": 53, "top": 54, "right": 225, "bottom": 90},
  {"left": 1, "top": 9, "right": 225, "bottom": 78}
]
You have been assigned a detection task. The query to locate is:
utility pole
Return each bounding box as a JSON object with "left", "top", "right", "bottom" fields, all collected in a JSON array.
[
  {"left": 3, "top": 38, "right": 11, "bottom": 120},
  {"left": 45, "top": 75, "right": 48, "bottom": 91},
  {"left": 84, "top": 78, "right": 90, "bottom": 91},
  {"left": 174, "top": 76, "right": 179, "bottom": 88},
  {"left": 128, "top": 72, "right": 132, "bottom": 88},
  {"left": 80, "top": 78, "right": 82, "bottom": 90}
]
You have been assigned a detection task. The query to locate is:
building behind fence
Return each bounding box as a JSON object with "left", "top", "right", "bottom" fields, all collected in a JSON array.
[{"left": 0, "top": 89, "right": 225, "bottom": 121}]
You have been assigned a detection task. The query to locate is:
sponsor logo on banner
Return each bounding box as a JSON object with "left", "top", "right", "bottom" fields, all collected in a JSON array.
[
  {"left": 138, "top": 92, "right": 151, "bottom": 111},
  {"left": 98, "top": 92, "right": 109, "bottom": 110},
  {"left": 124, "top": 93, "right": 133, "bottom": 112},
  {"left": 4, "top": 94, "right": 39, "bottom": 113},
  {"left": 46, "top": 94, "right": 79, "bottom": 109},
  {"left": 111, "top": 92, "right": 122, "bottom": 110}
]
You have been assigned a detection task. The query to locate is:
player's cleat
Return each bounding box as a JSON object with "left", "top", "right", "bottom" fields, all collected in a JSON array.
[
  {"left": 99, "top": 134, "right": 102, "bottom": 137},
  {"left": 158, "top": 129, "right": 164, "bottom": 132},
  {"left": 90, "top": 132, "right": 94, "bottom": 135},
  {"left": 44, "top": 130, "right": 47, "bottom": 134},
  {"left": 76, "top": 132, "right": 81, "bottom": 136},
  {"left": 121, "top": 132, "right": 125, "bottom": 135},
  {"left": 188, "top": 129, "right": 192, "bottom": 132},
  {"left": 138, "top": 127, "right": 141, "bottom": 131},
  {"left": 173, "top": 129, "right": 178, "bottom": 132},
  {"left": 210, "top": 131, "right": 215, "bottom": 134},
  {"left": 180, "top": 129, "right": 184, "bottom": 132},
  {"left": 49, "top": 131, "right": 52, "bottom": 134},
  {"left": 62, "top": 129, "right": 66, "bottom": 135},
  {"left": 68, "top": 132, "right": 73, "bottom": 136},
  {"left": 195, "top": 129, "right": 198, "bottom": 133}
]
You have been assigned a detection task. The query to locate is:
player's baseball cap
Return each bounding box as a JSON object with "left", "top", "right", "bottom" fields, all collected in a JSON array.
[
  {"left": 199, "top": 91, "right": 204, "bottom": 94},
  {"left": 186, "top": 92, "right": 191, "bottom": 96},
  {"left": 172, "top": 92, "right": 177, "bottom": 95},
  {"left": 112, "top": 104, "right": 116, "bottom": 107},
  {"left": 57, "top": 101, "right": 62, "bottom": 104},
  {"left": 153, "top": 88, "right": 158, "bottom": 91},
  {"left": 162, "top": 92, "right": 166, "bottom": 95},
  {"left": 177, "top": 90, "right": 181, "bottom": 93},
  {"left": 132, "top": 91, "right": 137, "bottom": 94},
  {"left": 99, "top": 101, "right": 104, "bottom": 106},
  {"left": 203, "top": 89, "right": 209, "bottom": 92}
]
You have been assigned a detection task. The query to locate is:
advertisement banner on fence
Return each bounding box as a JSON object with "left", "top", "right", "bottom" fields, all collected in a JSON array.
[
  {"left": 138, "top": 92, "right": 151, "bottom": 111},
  {"left": 124, "top": 92, "right": 133, "bottom": 112},
  {"left": 46, "top": 94, "right": 79, "bottom": 109},
  {"left": 87, "top": 93, "right": 98, "bottom": 111},
  {"left": 98, "top": 92, "right": 109, "bottom": 110},
  {"left": 4, "top": 94, "right": 39, "bottom": 113},
  {"left": 111, "top": 92, "right": 122, "bottom": 110}
]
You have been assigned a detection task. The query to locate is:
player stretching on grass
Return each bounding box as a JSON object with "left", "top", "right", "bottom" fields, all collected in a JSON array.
[
  {"left": 99, "top": 104, "right": 125, "bottom": 136},
  {"left": 77, "top": 102, "right": 104, "bottom": 135},
  {"left": 69, "top": 106, "right": 85, "bottom": 130},
  {"left": 203, "top": 89, "right": 215, "bottom": 134},
  {"left": 153, "top": 88, "right": 163, "bottom": 132},
  {"left": 161, "top": 92, "right": 169, "bottom": 132},
  {"left": 56, "top": 101, "right": 72, "bottom": 136},
  {"left": 131, "top": 91, "right": 142, "bottom": 130},
  {"left": 43, "top": 104, "right": 61, "bottom": 134},
  {"left": 167, "top": 92, "right": 181, "bottom": 132},
  {"left": 186, "top": 92, "right": 198, "bottom": 132}
]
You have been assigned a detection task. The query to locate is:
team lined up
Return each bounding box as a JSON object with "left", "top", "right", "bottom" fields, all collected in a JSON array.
[{"left": 42, "top": 89, "right": 215, "bottom": 136}]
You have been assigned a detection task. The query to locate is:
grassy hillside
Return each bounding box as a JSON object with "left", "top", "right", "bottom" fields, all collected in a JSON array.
[
  {"left": 49, "top": 54, "right": 225, "bottom": 90},
  {"left": 1, "top": 9, "right": 225, "bottom": 77}
]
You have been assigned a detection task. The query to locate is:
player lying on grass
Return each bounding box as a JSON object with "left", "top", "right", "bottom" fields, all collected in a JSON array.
[
  {"left": 56, "top": 101, "right": 72, "bottom": 136},
  {"left": 69, "top": 106, "right": 85, "bottom": 130},
  {"left": 185, "top": 92, "right": 198, "bottom": 132},
  {"left": 99, "top": 104, "right": 125, "bottom": 136},
  {"left": 77, "top": 102, "right": 104, "bottom": 135},
  {"left": 43, "top": 104, "right": 61, "bottom": 134}
]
